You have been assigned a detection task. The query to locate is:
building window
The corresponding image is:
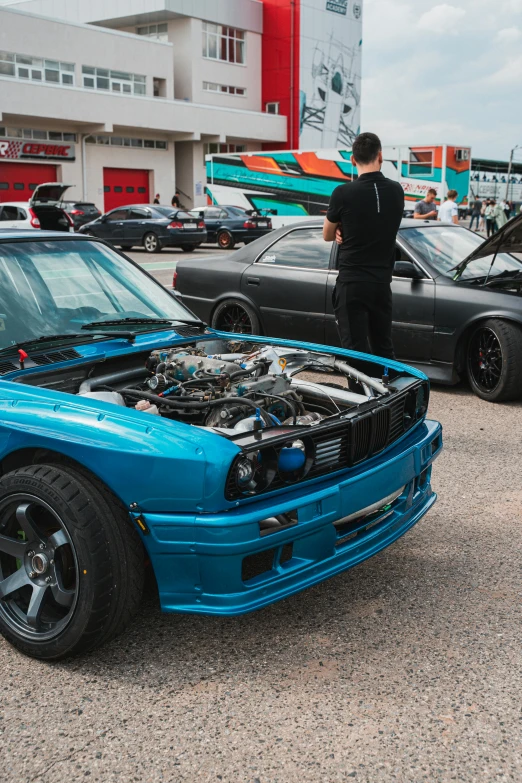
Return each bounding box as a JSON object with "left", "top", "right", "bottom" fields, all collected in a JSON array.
[
  {"left": 408, "top": 150, "right": 434, "bottom": 177},
  {"left": 136, "top": 23, "right": 168, "bottom": 41},
  {"left": 86, "top": 134, "right": 167, "bottom": 150},
  {"left": 203, "top": 82, "right": 246, "bottom": 96},
  {"left": 0, "top": 126, "right": 77, "bottom": 142},
  {"left": 82, "top": 66, "right": 146, "bottom": 95},
  {"left": 204, "top": 143, "right": 246, "bottom": 162},
  {"left": 265, "top": 102, "right": 280, "bottom": 115},
  {"left": 202, "top": 23, "right": 245, "bottom": 64},
  {"left": 0, "top": 51, "right": 75, "bottom": 85}
]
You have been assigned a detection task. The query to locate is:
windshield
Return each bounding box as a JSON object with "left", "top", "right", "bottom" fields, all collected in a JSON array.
[
  {"left": 400, "top": 226, "right": 522, "bottom": 281},
  {"left": 0, "top": 239, "right": 198, "bottom": 351}
]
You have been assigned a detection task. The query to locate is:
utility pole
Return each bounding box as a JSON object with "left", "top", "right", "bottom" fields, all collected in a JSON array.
[{"left": 505, "top": 145, "right": 520, "bottom": 201}]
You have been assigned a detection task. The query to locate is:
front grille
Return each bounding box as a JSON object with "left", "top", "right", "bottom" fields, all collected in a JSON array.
[
  {"left": 31, "top": 349, "right": 81, "bottom": 366},
  {"left": 225, "top": 381, "right": 428, "bottom": 501}
]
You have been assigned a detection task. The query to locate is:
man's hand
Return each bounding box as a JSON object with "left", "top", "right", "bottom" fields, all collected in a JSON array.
[
  {"left": 323, "top": 217, "right": 338, "bottom": 242},
  {"left": 335, "top": 226, "right": 343, "bottom": 244}
]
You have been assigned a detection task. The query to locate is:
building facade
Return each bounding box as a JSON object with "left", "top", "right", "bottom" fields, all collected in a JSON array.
[{"left": 0, "top": 0, "right": 286, "bottom": 211}]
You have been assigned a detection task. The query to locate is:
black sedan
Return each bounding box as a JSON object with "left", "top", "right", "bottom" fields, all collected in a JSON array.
[
  {"left": 80, "top": 204, "right": 207, "bottom": 253},
  {"left": 176, "top": 216, "right": 522, "bottom": 402},
  {"left": 60, "top": 200, "right": 102, "bottom": 231},
  {"left": 188, "top": 205, "right": 272, "bottom": 249}
]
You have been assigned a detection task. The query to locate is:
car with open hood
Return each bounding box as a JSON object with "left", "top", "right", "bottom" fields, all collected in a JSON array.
[
  {"left": 0, "top": 229, "right": 441, "bottom": 660},
  {"left": 175, "top": 215, "right": 522, "bottom": 402},
  {"left": 0, "top": 183, "right": 73, "bottom": 232}
]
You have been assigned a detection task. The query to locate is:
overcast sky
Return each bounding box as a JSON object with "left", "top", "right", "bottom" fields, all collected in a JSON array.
[{"left": 362, "top": 0, "right": 522, "bottom": 161}]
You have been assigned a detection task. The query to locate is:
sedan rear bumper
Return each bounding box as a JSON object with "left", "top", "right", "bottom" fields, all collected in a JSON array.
[
  {"left": 161, "top": 230, "right": 207, "bottom": 247},
  {"left": 138, "top": 419, "right": 442, "bottom": 616}
]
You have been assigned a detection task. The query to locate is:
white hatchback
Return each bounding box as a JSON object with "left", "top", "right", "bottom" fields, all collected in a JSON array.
[{"left": 0, "top": 183, "right": 73, "bottom": 231}]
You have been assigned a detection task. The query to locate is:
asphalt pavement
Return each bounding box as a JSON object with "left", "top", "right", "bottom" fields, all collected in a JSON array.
[
  {"left": 127, "top": 244, "right": 227, "bottom": 288},
  {"left": 1, "top": 379, "right": 521, "bottom": 782}
]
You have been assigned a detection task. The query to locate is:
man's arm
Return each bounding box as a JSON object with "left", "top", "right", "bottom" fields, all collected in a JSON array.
[{"left": 323, "top": 216, "right": 338, "bottom": 242}]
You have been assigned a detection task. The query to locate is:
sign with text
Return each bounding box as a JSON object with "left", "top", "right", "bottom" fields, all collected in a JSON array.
[
  {"left": 326, "top": 0, "right": 348, "bottom": 15},
  {"left": 0, "top": 139, "right": 75, "bottom": 161}
]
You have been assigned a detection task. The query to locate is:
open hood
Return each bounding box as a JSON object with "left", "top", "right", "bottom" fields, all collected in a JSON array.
[
  {"left": 454, "top": 213, "right": 522, "bottom": 277},
  {"left": 29, "top": 183, "right": 72, "bottom": 206}
]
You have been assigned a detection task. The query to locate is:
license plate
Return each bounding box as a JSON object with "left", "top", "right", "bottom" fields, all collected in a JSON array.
[
  {"left": 184, "top": 222, "right": 197, "bottom": 229},
  {"left": 257, "top": 221, "right": 268, "bottom": 227}
]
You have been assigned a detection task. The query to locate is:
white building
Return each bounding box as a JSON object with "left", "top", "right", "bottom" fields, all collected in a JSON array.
[{"left": 0, "top": 0, "right": 286, "bottom": 211}]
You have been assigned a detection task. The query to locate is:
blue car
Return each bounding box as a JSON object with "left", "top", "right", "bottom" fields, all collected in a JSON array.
[
  {"left": 0, "top": 230, "right": 442, "bottom": 660},
  {"left": 189, "top": 205, "right": 273, "bottom": 249}
]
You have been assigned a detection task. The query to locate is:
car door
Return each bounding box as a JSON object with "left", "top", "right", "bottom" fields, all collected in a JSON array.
[
  {"left": 240, "top": 226, "right": 332, "bottom": 343},
  {"left": 325, "top": 241, "right": 435, "bottom": 361},
  {"left": 204, "top": 207, "right": 225, "bottom": 242},
  {"left": 98, "top": 209, "right": 129, "bottom": 245},
  {"left": 0, "top": 204, "right": 27, "bottom": 228},
  {"left": 123, "top": 207, "right": 153, "bottom": 245}
]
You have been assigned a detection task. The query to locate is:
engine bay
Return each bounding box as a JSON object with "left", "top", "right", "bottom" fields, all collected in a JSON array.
[{"left": 63, "top": 338, "right": 423, "bottom": 438}]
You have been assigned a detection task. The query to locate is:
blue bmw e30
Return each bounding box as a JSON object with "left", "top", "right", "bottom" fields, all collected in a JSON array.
[{"left": 0, "top": 230, "right": 442, "bottom": 660}]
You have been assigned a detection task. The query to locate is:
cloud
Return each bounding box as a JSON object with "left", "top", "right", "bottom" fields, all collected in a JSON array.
[
  {"left": 487, "top": 54, "right": 522, "bottom": 86},
  {"left": 417, "top": 4, "right": 466, "bottom": 34},
  {"left": 494, "top": 26, "right": 521, "bottom": 43}
]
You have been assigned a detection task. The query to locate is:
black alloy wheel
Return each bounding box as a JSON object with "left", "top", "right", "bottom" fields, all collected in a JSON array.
[
  {"left": 212, "top": 299, "right": 260, "bottom": 335},
  {"left": 217, "top": 230, "right": 235, "bottom": 250},
  {"left": 0, "top": 464, "right": 144, "bottom": 660},
  {"left": 143, "top": 232, "right": 161, "bottom": 253},
  {"left": 467, "top": 318, "right": 522, "bottom": 401}
]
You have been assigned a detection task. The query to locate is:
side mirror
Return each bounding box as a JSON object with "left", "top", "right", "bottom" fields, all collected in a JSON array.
[
  {"left": 100, "top": 214, "right": 107, "bottom": 223},
  {"left": 394, "top": 260, "right": 424, "bottom": 280}
]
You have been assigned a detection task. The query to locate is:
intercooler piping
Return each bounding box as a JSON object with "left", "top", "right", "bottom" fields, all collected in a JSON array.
[
  {"left": 333, "top": 360, "right": 390, "bottom": 397},
  {"left": 79, "top": 368, "right": 145, "bottom": 395}
]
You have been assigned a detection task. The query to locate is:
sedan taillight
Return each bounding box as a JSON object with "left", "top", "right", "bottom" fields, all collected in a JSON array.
[
  {"left": 29, "top": 208, "right": 40, "bottom": 228},
  {"left": 243, "top": 220, "right": 256, "bottom": 229},
  {"left": 198, "top": 221, "right": 205, "bottom": 229},
  {"left": 169, "top": 221, "right": 183, "bottom": 229},
  {"left": 173, "top": 270, "right": 177, "bottom": 288},
  {"left": 70, "top": 209, "right": 84, "bottom": 215}
]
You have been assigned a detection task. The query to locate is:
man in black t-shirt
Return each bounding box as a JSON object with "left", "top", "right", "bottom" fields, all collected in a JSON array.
[{"left": 323, "top": 132, "right": 404, "bottom": 361}]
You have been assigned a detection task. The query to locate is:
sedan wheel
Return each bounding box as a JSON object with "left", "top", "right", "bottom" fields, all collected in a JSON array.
[
  {"left": 217, "top": 230, "right": 235, "bottom": 250},
  {"left": 467, "top": 318, "right": 522, "bottom": 401},
  {"left": 144, "top": 232, "right": 161, "bottom": 253},
  {"left": 212, "top": 299, "right": 260, "bottom": 335},
  {"left": 0, "top": 464, "right": 144, "bottom": 660}
]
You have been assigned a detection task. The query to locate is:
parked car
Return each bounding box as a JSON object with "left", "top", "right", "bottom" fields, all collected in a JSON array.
[
  {"left": 188, "top": 205, "right": 273, "bottom": 249},
  {"left": 0, "top": 183, "right": 73, "bottom": 232},
  {"left": 175, "top": 215, "right": 522, "bottom": 402},
  {"left": 79, "top": 204, "right": 207, "bottom": 253},
  {"left": 0, "top": 228, "right": 441, "bottom": 660},
  {"left": 60, "top": 200, "right": 101, "bottom": 231}
]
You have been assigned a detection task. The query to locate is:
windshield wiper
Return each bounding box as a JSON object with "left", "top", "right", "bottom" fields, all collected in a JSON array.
[
  {"left": 81, "top": 317, "right": 207, "bottom": 330},
  {"left": 0, "top": 331, "right": 136, "bottom": 358}
]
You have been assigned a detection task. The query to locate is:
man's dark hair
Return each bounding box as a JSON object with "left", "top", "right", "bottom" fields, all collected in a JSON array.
[
  {"left": 427, "top": 188, "right": 437, "bottom": 196},
  {"left": 352, "top": 132, "right": 382, "bottom": 165}
]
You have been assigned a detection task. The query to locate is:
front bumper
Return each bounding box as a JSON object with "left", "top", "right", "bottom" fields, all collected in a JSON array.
[{"left": 139, "top": 419, "right": 442, "bottom": 616}]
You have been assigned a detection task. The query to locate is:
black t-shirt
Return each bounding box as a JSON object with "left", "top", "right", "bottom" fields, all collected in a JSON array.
[{"left": 326, "top": 171, "right": 405, "bottom": 283}]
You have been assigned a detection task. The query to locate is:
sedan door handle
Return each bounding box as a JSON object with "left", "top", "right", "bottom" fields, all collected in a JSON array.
[{"left": 247, "top": 277, "right": 260, "bottom": 286}]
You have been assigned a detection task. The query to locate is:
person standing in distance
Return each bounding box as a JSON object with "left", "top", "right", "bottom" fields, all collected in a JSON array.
[
  {"left": 413, "top": 188, "right": 438, "bottom": 220},
  {"left": 437, "top": 190, "right": 459, "bottom": 225},
  {"left": 153, "top": 193, "right": 160, "bottom": 205},
  {"left": 323, "top": 132, "right": 404, "bottom": 361},
  {"left": 171, "top": 191, "right": 181, "bottom": 208}
]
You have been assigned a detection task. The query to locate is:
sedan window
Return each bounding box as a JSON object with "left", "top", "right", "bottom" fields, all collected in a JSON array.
[
  {"left": 106, "top": 210, "right": 128, "bottom": 221},
  {"left": 0, "top": 206, "right": 21, "bottom": 221},
  {"left": 257, "top": 228, "right": 331, "bottom": 270},
  {"left": 129, "top": 209, "right": 150, "bottom": 219},
  {"left": 205, "top": 208, "right": 222, "bottom": 219}
]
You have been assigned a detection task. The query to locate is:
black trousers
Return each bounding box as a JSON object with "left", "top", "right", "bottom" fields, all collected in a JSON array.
[{"left": 333, "top": 281, "right": 395, "bottom": 362}]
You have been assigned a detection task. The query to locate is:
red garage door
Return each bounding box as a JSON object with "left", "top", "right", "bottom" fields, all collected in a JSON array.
[
  {"left": 103, "top": 168, "right": 150, "bottom": 212},
  {"left": 0, "top": 162, "right": 58, "bottom": 202}
]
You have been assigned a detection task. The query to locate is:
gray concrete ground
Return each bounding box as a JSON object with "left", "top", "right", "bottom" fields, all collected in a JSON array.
[
  {"left": 127, "top": 244, "right": 227, "bottom": 288},
  {"left": 1, "top": 382, "right": 521, "bottom": 782}
]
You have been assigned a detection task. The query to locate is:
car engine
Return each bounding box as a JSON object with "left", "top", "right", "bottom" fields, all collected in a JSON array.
[{"left": 75, "top": 340, "right": 397, "bottom": 435}]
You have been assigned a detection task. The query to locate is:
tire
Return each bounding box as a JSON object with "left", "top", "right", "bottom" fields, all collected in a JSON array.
[
  {"left": 120, "top": 245, "right": 133, "bottom": 251},
  {"left": 466, "top": 318, "right": 522, "bottom": 402},
  {"left": 217, "top": 230, "right": 235, "bottom": 250},
  {"left": 211, "top": 299, "right": 260, "bottom": 335},
  {"left": 0, "top": 464, "right": 144, "bottom": 660},
  {"left": 143, "top": 232, "right": 161, "bottom": 253}
]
